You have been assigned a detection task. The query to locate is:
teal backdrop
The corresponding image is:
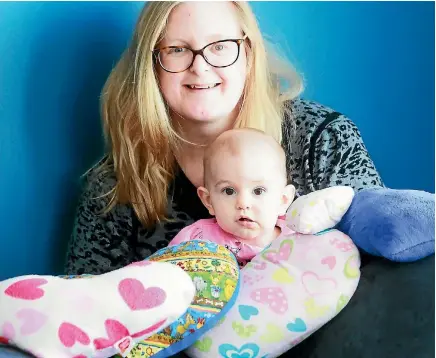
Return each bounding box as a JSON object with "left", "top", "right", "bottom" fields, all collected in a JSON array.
[{"left": 0, "top": 1, "right": 434, "bottom": 280}]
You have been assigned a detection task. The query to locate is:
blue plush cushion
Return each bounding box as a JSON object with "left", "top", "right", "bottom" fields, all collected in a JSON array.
[{"left": 338, "top": 188, "right": 435, "bottom": 262}]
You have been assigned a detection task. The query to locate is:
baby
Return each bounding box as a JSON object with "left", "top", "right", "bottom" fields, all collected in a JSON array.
[
  {"left": 0, "top": 129, "right": 295, "bottom": 358},
  {"left": 169, "top": 128, "right": 295, "bottom": 266}
]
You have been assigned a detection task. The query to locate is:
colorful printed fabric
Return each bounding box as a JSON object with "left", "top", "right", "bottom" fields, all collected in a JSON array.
[
  {"left": 117, "top": 240, "right": 240, "bottom": 358},
  {"left": 0, "top": 261, "right": 195, "bottom": 358},
  {"left": 186, "top": 229, "right": 360, "bottom": 358}
]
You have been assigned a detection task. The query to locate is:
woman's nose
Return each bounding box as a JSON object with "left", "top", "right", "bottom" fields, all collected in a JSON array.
[{"left": 189, "top": 53, "right": 211, "bottom": 74}]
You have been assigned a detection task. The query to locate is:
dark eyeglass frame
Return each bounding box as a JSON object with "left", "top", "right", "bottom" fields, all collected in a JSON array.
[{"left": 152, "top": 35, "right": 248, "bottom": 73}]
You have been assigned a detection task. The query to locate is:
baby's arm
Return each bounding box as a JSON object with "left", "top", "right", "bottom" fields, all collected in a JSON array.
[{"left": 168, "top": 221, "right": 203, "bottom": 246}]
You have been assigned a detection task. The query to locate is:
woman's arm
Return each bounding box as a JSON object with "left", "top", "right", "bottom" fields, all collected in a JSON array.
[
  {"left": 64, "top": 171, "right": 136, "bottom": 275},
  {"left": 310, "top": 114, "right": 384, "bottom": 191},
  {"left": 283, "top": 99, "right": 384, "bottom": 194}
]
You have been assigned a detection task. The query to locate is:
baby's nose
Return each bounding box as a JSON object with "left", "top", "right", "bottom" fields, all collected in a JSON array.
[{"left": 236, "top": 194, "right": 251, "bottom": 209}]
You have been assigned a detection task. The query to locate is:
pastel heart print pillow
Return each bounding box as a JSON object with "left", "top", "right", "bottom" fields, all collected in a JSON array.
[
  {"left": 186, "top": 229, "right": 361, "bottom": 358},
  {"left": 0, "top": 261, "right": 195, "bottom": 358},
  {"left": 287, "top": 186, "right": 355, "bottom": 234}
]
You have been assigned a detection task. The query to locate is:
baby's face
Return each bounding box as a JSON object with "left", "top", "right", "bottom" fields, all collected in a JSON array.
[{"left": 205, "top": 150, "right": 290, "bottom": 242}]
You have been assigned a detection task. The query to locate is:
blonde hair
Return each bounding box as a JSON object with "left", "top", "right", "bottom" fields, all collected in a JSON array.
[{"left": 95, "top": 1, "right": 303, "bottom": 228}]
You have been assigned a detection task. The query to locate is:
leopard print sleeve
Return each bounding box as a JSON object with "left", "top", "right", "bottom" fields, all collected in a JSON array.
[
  {"left": 283, "top": 99, "right": 384, "bottom": 195},
  {"left": 64, "top": 169, "right": 136, "bottom": 275},
  {"left": 310, "top": 115, "right": 385, "bottom": 191}
]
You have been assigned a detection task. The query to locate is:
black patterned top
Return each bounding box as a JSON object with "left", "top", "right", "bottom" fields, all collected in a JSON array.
[{"left": 65, "top": 98, "right": 384, "bottom": 275}]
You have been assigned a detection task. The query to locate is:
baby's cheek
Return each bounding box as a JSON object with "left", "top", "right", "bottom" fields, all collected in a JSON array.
[
  {"left": 215, "top": 216, "right": 234, "bottom": 233},
  {"left": 263, "top": 212, "right": 283, "bottom": 231},
  {"left": 211, "top": 196, "right": 230, "bottom": 213},
  {"left": 259, "top": 201, "right": 281, "bottom": 219}
]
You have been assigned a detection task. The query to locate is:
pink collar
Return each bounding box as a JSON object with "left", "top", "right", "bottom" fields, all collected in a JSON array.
[{"left": 276, "top": 216, "right": 295, "bottom": 236}]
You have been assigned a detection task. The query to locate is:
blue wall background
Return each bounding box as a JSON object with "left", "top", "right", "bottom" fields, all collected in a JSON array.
[{"left": 0, "top": 1, "right": 434, "bottom": 280}]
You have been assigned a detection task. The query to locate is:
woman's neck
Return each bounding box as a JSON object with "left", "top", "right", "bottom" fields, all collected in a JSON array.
[
  {"left": 170, "top": 110, "right": 237, "bottom": 187},
  {"left": 171, "top": 111, "right": 236, "bottom": 156}
]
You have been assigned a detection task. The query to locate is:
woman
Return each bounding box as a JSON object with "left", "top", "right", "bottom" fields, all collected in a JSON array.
[
  {"left": 65, "top": 1, "right": 383, "bottom": 276},
  {"left": 59, "top": 1, "right": 431, "bottom": 358}
]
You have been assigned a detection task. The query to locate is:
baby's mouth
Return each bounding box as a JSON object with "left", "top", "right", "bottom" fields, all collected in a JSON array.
[{"left": 237, "top": 216, "right": 257, "bottom": 229}]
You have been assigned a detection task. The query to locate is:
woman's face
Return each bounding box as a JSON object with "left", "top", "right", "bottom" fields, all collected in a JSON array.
[{"left": 156, "top": 2, "right": 247, "bottom": 126}]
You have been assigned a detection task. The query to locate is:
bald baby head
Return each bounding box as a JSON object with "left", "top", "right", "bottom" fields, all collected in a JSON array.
[{"left": 203, "top": 128, "right": 288, "bottom": 187}]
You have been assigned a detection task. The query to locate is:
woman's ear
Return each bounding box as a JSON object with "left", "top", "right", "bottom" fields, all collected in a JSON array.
[
  {"left": 279, "top": 184, "right": 296, "bottom": 215},
  {"left": 197, "top": 186, "right": 215, "bottom": 216}
]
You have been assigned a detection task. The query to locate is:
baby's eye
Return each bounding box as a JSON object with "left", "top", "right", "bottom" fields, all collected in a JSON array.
[
  {"left": 253, "top": 187, "right": 266, "bottom": 196},
  {"left": 222, "top": 187, "right": 236, "bottom": 196}
]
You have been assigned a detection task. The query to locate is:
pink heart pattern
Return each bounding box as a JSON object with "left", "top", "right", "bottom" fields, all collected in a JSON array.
[
  {"left": 93, "top": 319, "right": 129, "bottom": 350},
  {"left": 4, "top": 278, "right": 47, "bottom": 300},
  {"left": 93, "top": 318, "right": 167, "bottom": 350},
  {"left": 302, "top": 271, "right": 337, "bottom": 295},
  {"left": 252, "top": 261, "right": 267, "bottom": 270},
  {"left": 16, "top": 308, "right": 47, "bottom": 336},
  {"left": 58, "top": 322, "right": 91, "bottom": 348},
  {"left": 0, "top": 261, "right": 193, "bottom": 357},
  {"left": 321, "top": 256, "right": 336, "bottom": 270},
  {"left": 261, "top": 239, "right": 293, "bottom": 264},
  {"left": 118, "top": 278, "right": 166, "bottom": 311},
  {"left": 1, "top": 321, "right": 15, "bottom": 340},
  {"left": 250, "top": 287, "right": 288, "bottom": 314},
  {"left": 242, "top": 274, "right": 264, "bottom": 286}
]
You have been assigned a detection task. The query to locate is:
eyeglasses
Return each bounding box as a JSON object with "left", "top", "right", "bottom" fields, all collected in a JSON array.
[{"left": 153, "top": 36, "right": 247, "bottom": 73}]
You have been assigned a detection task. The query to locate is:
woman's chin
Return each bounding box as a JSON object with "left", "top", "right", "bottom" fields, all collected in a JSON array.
[{"left": 183, "top": 109, "right": 231, "bottom": 123}]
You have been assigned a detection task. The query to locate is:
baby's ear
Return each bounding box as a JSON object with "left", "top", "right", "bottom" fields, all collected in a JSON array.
[
  {"left": 197, "top": 186, "right": 215, "bottom": 216},
  {"left": 279, "top": 184, "right": 296, "bottom": 215}
]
